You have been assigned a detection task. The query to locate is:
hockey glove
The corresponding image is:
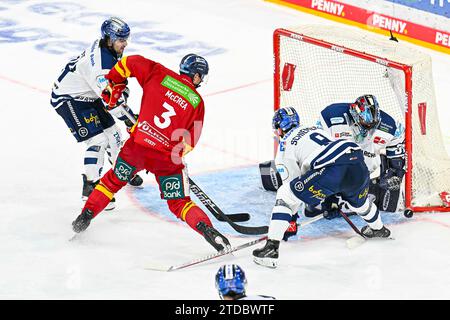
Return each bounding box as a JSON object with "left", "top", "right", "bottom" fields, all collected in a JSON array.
[
  {"left": 282, "top": 213, "right": 299, "bottom": 241},
  {"left": 379, "top": 169, "right": 403, "bottom": 191},
  {"left": 321, "top": 197, "right": 341, "bottom": 220},
  {"left": 101, "top": 80, "right": 127, "bottom": 110}
]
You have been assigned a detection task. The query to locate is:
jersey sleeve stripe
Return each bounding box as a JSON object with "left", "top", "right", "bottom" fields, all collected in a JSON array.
[
  {"left": 114, "top": 57, "right": 131, "bottom": 78},
  {"left": 121, "top": 56, "right": 131, "bottom": 77}
]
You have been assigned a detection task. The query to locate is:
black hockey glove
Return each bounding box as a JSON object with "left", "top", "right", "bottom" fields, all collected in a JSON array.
[{"left": 379, "top": 158, "right": 405, "bottom": 191}]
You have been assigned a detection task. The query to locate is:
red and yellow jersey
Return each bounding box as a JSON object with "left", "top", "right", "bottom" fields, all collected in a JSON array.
[{"left": 107, "top": 55, "right": 205, "bottom": 155}]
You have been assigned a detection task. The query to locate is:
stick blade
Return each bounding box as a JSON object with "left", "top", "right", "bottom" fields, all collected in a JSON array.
[
  {"left": 346, "top": 236, "right": 366, "bottom": 249},
  {"left": 144, "top": 264, "right": 174, "bottom": 272},
  {"left": 217, "top": 213, "right": 250, "bottom": 222}
]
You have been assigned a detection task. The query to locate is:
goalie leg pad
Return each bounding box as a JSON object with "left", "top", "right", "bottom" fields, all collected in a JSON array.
[
  {"left": 259, "top": 160, "right": 282, "bottom": 191},
  {"left": 369, "top": 179, "right": 401, "bottom": 212}
]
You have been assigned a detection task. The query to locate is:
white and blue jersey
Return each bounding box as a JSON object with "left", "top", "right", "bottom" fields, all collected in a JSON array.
[
  {"left": 318, "top": 103, "right": 404, "bottom": 178},
  {"left": 275, "top": 125, "right": 361, "bottom": 185},
  {"left": 51, "top": 39, "right": 117, "bottom": 108},
  {"left": 268, "top": 125, "right": 375, "bottom": 241}
]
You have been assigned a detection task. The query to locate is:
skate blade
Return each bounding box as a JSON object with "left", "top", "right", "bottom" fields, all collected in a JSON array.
[
  {"left": 144, "top": 264, "right": 174, "bottom": 272},
  {"left": 253, "top": 256, "right": 278, "bottom": 269}
]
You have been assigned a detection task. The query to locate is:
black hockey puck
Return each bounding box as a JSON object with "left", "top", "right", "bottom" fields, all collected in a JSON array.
[{"left": 404, "top": 209, "right": 413, "bottom": 218}]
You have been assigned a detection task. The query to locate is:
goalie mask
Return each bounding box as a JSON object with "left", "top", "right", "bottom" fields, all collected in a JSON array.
[
  {"left": 272, "top": 107, "right": 300, "bottom": 138},
  {"left": 349, "top": 95, "right": 381, "bottom": 142},
  {"left": 215, "top": 264, "right": 247, "bottom": 299}
]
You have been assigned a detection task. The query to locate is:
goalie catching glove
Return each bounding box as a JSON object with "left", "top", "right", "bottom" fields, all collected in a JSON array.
[{"left": 101, "top": 78, "right": 127, "bottom": 110}]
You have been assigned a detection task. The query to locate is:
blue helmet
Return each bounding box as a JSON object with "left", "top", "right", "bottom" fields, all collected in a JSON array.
[
  {"left": 101, "top": 17, "right": 130, "bottom": 42},
  {"left": 215, "top": 264, "right": 247, "bottom": 299},
  {"left": 349, "top": 95, "right": 381, "bottom": 138},
  {"left": 180, "top": 54, "right": 209, "bottom": 85},
  {"left": 272, "top": 107, "right": 300, "bottom": 134}
]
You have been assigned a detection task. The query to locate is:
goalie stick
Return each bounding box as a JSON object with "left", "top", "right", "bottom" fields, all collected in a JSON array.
[
  {"left": 144, "top": 214, "right": 324, "bottom": 272},
  {"left": 189, "top": 178, "right": 268, "bottom": 235},
  {"left": 118, "top": 107, "right": 250, "bottom": 223}
]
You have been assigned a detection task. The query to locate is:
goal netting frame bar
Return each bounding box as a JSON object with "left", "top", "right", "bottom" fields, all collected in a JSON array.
[{"left": 273, "top": 26, "right": 450, "bottom": 213}]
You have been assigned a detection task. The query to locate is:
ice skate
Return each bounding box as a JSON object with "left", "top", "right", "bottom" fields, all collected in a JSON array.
[
  {"left": 361, "top": 225, "right": 391, "bottom": 238},
  {"left": 253, "top": 239, "right": 280, "bottom": 268},
  {"left": 196, "top": 221, "right": 231, "bottom": 252},
  {"left": 82, "top": 174, "right": 115, "bottom": 211},
  {"left": 72, "top": 208, "right": 94, "bottom": 233},
  {"left": 128, "top": 174, "right": 144, "bottom": 188}
]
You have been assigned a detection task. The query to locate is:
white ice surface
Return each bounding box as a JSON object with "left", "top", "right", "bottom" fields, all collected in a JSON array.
[{"left": 0, "top": 0, "right": 449, "bottom": 300}]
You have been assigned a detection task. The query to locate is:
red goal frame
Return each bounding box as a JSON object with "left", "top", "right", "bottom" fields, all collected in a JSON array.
[{"left": 273, "top": 28, "right": 450, "bottom": 213}]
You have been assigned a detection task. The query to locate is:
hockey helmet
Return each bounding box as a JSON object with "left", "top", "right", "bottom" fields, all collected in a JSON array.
[
  {"left": 349, "top": 95, "right": 381, "bottom": 132},
  {"left": 101, "top": 17, "right": 130, "bottom": 42},
  {"left": 272, "top": 107, "right": 300, "bottom": 135},
  {"left": 180, "top": 53, "right": 209, "bottom": 87},
  {"left": 215, "top": 264, "right": 247, "bottom": 299}
]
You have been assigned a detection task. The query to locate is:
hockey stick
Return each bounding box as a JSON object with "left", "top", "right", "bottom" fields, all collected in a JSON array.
[
  {"left": 144, "top": 214, "right": 324, "bottom": 272},
  {"left": 189, "top": 178, "right": 268, "bottom": 235},
  {"left": 338, "top": 210, "right": 394, "bottom": 249},
  {"left": 145, "top": 236, "right": 268, "bottom": 272},
  {"left": 337, "top": 210, "right": 368, "bottom": 249},
  {"left": 189, "top": 178, "right": 251, "bottom": 223}
]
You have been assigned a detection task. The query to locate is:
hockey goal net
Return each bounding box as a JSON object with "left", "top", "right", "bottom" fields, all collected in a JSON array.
[{"left": 273, "top": 25, "right": 450, "bottom": 213}]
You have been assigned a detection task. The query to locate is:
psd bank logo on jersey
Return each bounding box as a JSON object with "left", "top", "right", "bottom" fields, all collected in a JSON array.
[
  {"left": 114, "top": 157, "right": 136, "bottom": 182},
  {"left": 160, "top": 175, "right": 185, "bottom": 199}
]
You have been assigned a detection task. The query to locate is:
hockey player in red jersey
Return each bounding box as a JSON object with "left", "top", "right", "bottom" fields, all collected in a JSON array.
[{"left": 72, "top": 53, "right": 231, "bottom": 252}]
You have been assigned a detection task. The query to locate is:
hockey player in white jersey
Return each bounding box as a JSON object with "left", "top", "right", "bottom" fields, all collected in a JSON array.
[
  {"left": 215, "top": 265, "right": 276, "bottom": 300},
  {"left": 314, "top": 94, "right": 405, "bottom": 217},
  {"left": 253, "top": 107, "right": 391, "bottom": 268},
  {"left": 50, "top": 17, "right": 142, "bottom": 209}
]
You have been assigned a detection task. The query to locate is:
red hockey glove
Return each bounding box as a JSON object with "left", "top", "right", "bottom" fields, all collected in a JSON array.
[{"left": 101, "top": 80, "right": 127, "bottom": 110}]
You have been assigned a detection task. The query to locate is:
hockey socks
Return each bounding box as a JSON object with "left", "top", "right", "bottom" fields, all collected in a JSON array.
[
  {"left": 83, "top": 182, "right": 116, "bottom": 218},
  {"left": 180, "top": 203, "right": 213, "bottom": 235}
]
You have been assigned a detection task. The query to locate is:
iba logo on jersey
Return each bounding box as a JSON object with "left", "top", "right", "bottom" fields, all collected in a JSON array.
[{"left": 160, "top": 175, "right": 185, "bottom": 200}]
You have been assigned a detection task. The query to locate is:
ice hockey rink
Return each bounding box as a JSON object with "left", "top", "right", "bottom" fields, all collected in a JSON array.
[{"left": 1, "top": 0, "right": 449, "bottom": 300}]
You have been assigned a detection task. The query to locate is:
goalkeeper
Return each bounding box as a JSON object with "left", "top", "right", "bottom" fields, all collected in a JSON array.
[{"left": 260, "top": 95, "right": 404, "bottom": 239}]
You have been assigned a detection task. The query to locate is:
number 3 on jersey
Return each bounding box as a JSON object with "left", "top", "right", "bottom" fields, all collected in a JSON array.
[{"left": 154, "top": 102, "right": 176, "bottom": 129}]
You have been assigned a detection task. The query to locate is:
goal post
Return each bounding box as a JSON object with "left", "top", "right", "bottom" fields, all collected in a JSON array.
[{"left": 273, "top": 25, "right": 450, "bottom": 213}]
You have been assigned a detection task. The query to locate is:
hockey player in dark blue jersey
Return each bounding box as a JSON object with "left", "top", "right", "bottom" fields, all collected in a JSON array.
[
  {"left": 50, "top": 17, "right": 143, "bottom": 210},
  {"left": 253, "top": 107, "right": 391, "bottom": 268},
  {"left": 314, "top": 95, "right": 405, "bottom": 217},
  {"left": 260, "top": 96, "right": 405, "bottom": 241}
]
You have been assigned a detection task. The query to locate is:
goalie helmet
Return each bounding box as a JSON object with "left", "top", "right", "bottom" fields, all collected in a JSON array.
[
  {"left": 272, "top": 107, "right": 300, "bottom": 135},
  {"left": 349, "top": 95, "right": 381, "bottom": 141},
  {"left": 215, "top": 264, "right": 247, "bottom": 299},
  {"left": 101, "top": 17, "right": 130, "bottom": 42},
  {"left": 180, "top": 54, "right": 209, "bottom": 87}
]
